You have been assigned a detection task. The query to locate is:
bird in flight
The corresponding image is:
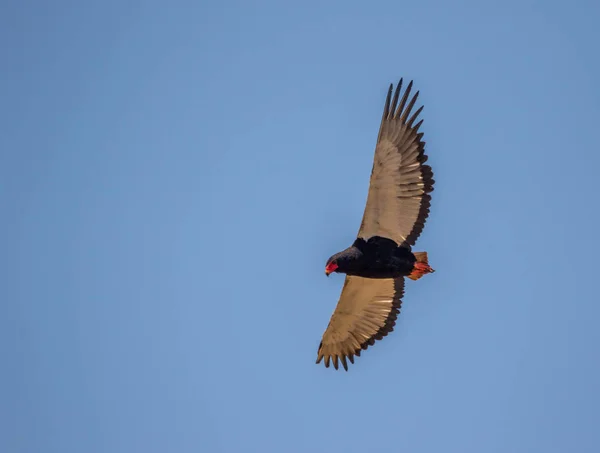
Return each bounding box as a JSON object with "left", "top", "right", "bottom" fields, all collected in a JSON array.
[{"left": 317, "top": 78, "right": 435, "bottom": 371}]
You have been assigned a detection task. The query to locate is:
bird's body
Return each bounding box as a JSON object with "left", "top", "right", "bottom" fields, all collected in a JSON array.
[
  {"left": 328, "top": 237, "right": 416, "bottom": 279},
  {"left": 317, "top": 78, "right": 436, "bottom": 371}
]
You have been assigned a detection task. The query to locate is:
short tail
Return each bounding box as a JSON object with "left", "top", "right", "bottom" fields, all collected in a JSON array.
[{"left": 408, "top": 252, "right": 435, "bottom": 281}]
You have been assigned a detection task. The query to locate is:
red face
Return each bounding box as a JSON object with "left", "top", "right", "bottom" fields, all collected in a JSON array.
[{"left": 325, "top": 261, "right": 339, "bottom": 276}]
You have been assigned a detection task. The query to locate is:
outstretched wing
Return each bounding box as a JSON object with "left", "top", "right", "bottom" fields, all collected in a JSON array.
[
  {"left": 316, "top": 276, "right": 405, "bottom": 371},
  {"left": 358, "top": 79, "right": 434, "bottom": 248}
]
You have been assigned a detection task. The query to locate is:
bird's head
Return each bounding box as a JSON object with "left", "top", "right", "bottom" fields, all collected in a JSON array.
[
  {"left": 325, "top": 250, "right": 351, "bottom": 276},
  {"left": 325, "top": 247, "right": 361, "bottom": 276}
]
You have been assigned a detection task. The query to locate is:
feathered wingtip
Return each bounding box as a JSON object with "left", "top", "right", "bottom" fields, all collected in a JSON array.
[{"left": 378, "top": 78, "right": 424, "bottom": 141}]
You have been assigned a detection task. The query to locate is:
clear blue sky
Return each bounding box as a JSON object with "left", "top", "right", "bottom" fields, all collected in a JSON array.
[{"left": 2, "top": 1, "right": 600, "bottom": 452}]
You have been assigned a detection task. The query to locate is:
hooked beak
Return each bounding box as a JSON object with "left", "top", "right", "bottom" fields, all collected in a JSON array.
[{"left": 325, "top": 262, "right": 338, "bottom": 276}]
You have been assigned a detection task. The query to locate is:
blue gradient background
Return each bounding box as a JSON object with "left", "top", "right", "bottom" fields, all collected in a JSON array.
[{"left": 3, "top": 1, "right": 600, "bottom": 452}]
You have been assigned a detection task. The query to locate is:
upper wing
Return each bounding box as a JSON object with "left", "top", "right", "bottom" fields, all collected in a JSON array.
[
  {"left": 358, "top": 79, "right": 435, "bottom": 248},
  {"left": 316, "top": 276, "right": 404, "bottom": 371}
]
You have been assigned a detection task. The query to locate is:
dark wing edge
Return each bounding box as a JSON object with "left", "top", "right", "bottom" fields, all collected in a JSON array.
[
  {"left": 375, "top": 79, "right": 435, "bottom": 248},
  {"left": 315, "top": 278, "right": 405, "bottom": 371},
  {"left": 389, "top": 78, "right": 434, "bottom": 247}
]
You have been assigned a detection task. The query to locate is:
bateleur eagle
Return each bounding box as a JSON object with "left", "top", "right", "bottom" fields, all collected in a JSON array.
[{"left": 317, "top": 79, "right": 435, "bottom": 371}]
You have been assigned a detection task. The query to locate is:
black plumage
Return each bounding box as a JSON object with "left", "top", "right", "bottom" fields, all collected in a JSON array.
[{"left": 325, "top": 237, "right": 416, "bottom": 279}]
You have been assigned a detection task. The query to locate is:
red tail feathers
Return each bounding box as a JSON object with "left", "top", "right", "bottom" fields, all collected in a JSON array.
[{"left": 408, "top": 252, "right": 435, "bottom": 281}]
